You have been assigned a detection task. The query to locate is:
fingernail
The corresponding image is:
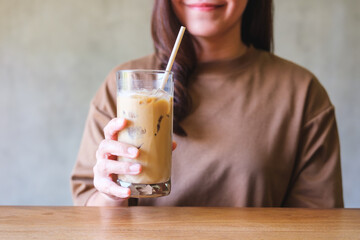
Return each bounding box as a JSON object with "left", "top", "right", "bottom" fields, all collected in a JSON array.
[
  {"left": 122, "top": 188, "right": 131, "bottom": 198},
  {"left": 117, "top": 188, "right": 131, "bottom": 198},
  {"left": 127, "top": 147, "right": 138, "bottom": 157},
  {"left": 129, "top": 164, "right": 141, "bottom": 173}
]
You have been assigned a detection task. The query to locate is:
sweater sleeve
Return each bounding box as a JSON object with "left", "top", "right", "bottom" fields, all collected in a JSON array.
[
  {"left": 70, "top": 70, "right": 117, "bottom": 206},
  {"left": 283, "top": 79, "right": 344, "bottom": 208}
]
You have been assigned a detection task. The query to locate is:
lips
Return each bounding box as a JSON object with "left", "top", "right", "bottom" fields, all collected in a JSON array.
[{"left": 185, "top": 2, "right": 226, "bottom": 11}]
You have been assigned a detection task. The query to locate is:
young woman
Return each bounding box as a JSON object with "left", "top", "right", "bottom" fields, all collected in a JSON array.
[{"left": 71, "top": 0, "right": 343, "bottom": 207}]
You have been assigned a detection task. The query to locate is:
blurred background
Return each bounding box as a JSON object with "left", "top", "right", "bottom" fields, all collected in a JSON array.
[{"left": 0, "top": 0, "right": 359, "bottom": 207}]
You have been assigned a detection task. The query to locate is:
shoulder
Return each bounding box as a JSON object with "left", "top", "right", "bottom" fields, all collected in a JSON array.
[
  {"left": 102, "top": 53, "right": 160, "bottom": 92},
  {"left": 253, "top": 48, "right": 334, "bottom": 122},
  {"left": 254, "top": 48, "right": 315, "bottom": 83},
  {"left": 114, "top": 54, "right": 161, "bottom": 71},
  {"left": 91, "top": 54, "right": 160, "bottom": 108},
  {"left": 106, "top": 54, "right": 160, "bottom": 82}
]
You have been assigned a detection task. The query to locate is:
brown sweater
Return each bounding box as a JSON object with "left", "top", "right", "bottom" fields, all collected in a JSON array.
[{"left": 71, "top": 47, "right": 344, "bottom": 207}]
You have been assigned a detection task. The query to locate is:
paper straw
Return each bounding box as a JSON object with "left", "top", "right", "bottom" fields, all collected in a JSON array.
[{"left": 160, "top": 26, "right": 186, "bottom": 89}]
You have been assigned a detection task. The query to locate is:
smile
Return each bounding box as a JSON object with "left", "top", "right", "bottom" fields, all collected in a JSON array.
[{"left": 185, "top": 2, "right": 226, "bottom": 11}]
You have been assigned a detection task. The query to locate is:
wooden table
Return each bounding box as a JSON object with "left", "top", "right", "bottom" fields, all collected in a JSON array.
[{"left": 0, "top": 207, "right": 359, "bottom": 239}]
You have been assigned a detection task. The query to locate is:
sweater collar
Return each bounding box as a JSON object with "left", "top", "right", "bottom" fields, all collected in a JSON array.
[{"left": 191, "top": 46, "right": 259, "bottom": 80}]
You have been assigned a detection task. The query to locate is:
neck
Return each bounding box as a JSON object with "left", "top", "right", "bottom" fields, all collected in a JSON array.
[{"left": 193, "top": 22, "right": 247, "bottom": 63}]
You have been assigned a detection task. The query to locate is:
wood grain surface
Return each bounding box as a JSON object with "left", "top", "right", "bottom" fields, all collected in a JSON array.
[{"left": 0, "top": 207, "right": 359, "bottom": 239}]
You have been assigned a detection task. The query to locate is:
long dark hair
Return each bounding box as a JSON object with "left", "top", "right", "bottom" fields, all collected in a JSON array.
[{"left": 151, "top": 0, "right": 273, "bottom": 136}]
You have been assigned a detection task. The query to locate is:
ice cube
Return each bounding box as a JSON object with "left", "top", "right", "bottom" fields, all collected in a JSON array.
[
  {"left": 127, "top": 126, "right": 146, "bottom": 138},
  {"left": 136, "top": 184, "right": 153, "bottom": 195},
  {"left": 154, "top": 88, "right": 171, "bottom": 101}
]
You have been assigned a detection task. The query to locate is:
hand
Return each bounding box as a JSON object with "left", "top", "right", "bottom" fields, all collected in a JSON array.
[
  {"left": 92, "top": 118, "right": 178, "bottom": 202},
  {"left": 93, "top": 118, "right": 141, "bottom": 200}
]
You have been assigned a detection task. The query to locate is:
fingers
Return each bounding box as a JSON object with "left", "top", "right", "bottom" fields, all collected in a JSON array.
[
  {"left": 172, "top": 141, "right": 177, "bottom": 151},
  {"left": 95, "top": 118, "right": 176, "bottom": 199},
  {"left": 96, "top": 139, "right": 139, "bottom": 159},
  {"left": 94, "top": 177, "right": 131, "bottom": 199},
  {"left": 94, "top": 117, "right": 140, "bottom": 199},
  {"left": 103, "top": 118, "right": 127, "bottom": 140},
  {"left": 94, "top": 158, "right": 142, "bottom": 176},
  {"left": 93, "top": 158, "right": 141, "bottom": 199}
]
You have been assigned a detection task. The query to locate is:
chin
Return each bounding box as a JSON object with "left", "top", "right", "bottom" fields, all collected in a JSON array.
[{"left": 186, "top": 25, "right": 221, "bottom": 38}]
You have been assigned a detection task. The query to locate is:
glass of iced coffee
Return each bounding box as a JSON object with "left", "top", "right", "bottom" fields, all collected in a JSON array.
[{"left": 116, "top": 70, "right": 173, "bottom": 198}]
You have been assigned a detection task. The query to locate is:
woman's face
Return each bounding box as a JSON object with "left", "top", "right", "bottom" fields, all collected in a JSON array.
[{"left": 171, "top": 0, "right": 248, "bottom": 39}]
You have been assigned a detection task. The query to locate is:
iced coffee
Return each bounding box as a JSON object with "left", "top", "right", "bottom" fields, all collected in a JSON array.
[{"left": 116, "top": 70, "right": 173, "bottom": 197}]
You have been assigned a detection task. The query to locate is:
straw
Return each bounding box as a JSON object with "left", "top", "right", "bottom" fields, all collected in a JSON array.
[{"left": 160, "top": 26, "right": 186, "bottom": 89}]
